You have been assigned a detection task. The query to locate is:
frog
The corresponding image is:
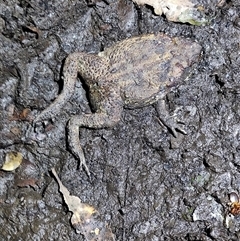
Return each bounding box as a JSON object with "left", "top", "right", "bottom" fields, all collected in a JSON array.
[{"left": 33, "top": 32, "right": 201, "bottom": 176}]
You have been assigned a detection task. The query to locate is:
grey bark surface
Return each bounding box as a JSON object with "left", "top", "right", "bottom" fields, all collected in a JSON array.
[{"left": 0, "top": 0, "right": 239, "bottom": 240}]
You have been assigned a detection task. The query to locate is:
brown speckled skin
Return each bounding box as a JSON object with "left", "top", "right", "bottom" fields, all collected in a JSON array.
[{"left": 34, "top": 33, "right": 201, "bottom": 176}]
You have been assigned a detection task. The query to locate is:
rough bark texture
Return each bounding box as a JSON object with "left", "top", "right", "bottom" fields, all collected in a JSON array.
[{"left": 0, "top": 0, "right": 239, "bottom": 240}]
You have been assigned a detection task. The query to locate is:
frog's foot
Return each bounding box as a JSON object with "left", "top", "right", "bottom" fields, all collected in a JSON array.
[
  {"left": 154, "top": 100, "right": 187, "bottom": 138},
  {"left": 158, "top": 116, "right": 187, "bottom": 138},
  {"left": 67, "top": 118, "right": 89, "bottom": 177},
  {"left": 73, "top": 145, "right": 91, "bottom": 178}
]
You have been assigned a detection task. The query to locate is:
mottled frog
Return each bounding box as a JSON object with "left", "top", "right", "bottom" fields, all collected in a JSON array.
[{"left": 34, "top": 33, "right": 201, "bottom": 176}]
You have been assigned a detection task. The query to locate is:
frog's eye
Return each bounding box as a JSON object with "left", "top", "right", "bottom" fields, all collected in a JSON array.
[{"left": 229, "top": 192, "right": 239, "bottom": 203}]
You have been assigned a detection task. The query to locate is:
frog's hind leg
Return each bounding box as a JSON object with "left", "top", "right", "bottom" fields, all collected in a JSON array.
[
  {"left": 33, "top": 54, "right": 79, "bottom": 123},
  {"left": 34, "top": 52, "right": 107, "bottom": 124},
  {"left": 67, "top": 97, "right": 123, "bottom": 177}
]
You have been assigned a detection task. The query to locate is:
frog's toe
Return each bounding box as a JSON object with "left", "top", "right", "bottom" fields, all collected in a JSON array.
[
  {"left": 168, "top": 126, "right": 178, "bottom": 138},
  {"left": 171, "top": 124, "right": 187, "bottom": 137},
  {"left": 78, "top": 153, "right": 91, "bottom": 178}
]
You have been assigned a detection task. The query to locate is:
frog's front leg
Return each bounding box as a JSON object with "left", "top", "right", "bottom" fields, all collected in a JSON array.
[
  {"left": 67, "top": 96, "right": 123, "bottom": 177},
  {"left": 154, "top": 99, "right": 187, "bottom": 137}
]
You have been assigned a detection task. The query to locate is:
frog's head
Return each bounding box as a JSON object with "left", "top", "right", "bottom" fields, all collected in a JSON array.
[
  {"left": 165, "top": 41, "right": 202, "bottom": 89},
  {"left": 165, "top": 64, "right": 193, "bottom": 89}
]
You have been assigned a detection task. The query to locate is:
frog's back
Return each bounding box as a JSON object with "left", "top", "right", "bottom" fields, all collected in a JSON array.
[
  {"left": 101, "top": 33, "right": 170, "bottom": 65},
  {"left": 99, "top": 33, "right": 201, "bottom": 108}
]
